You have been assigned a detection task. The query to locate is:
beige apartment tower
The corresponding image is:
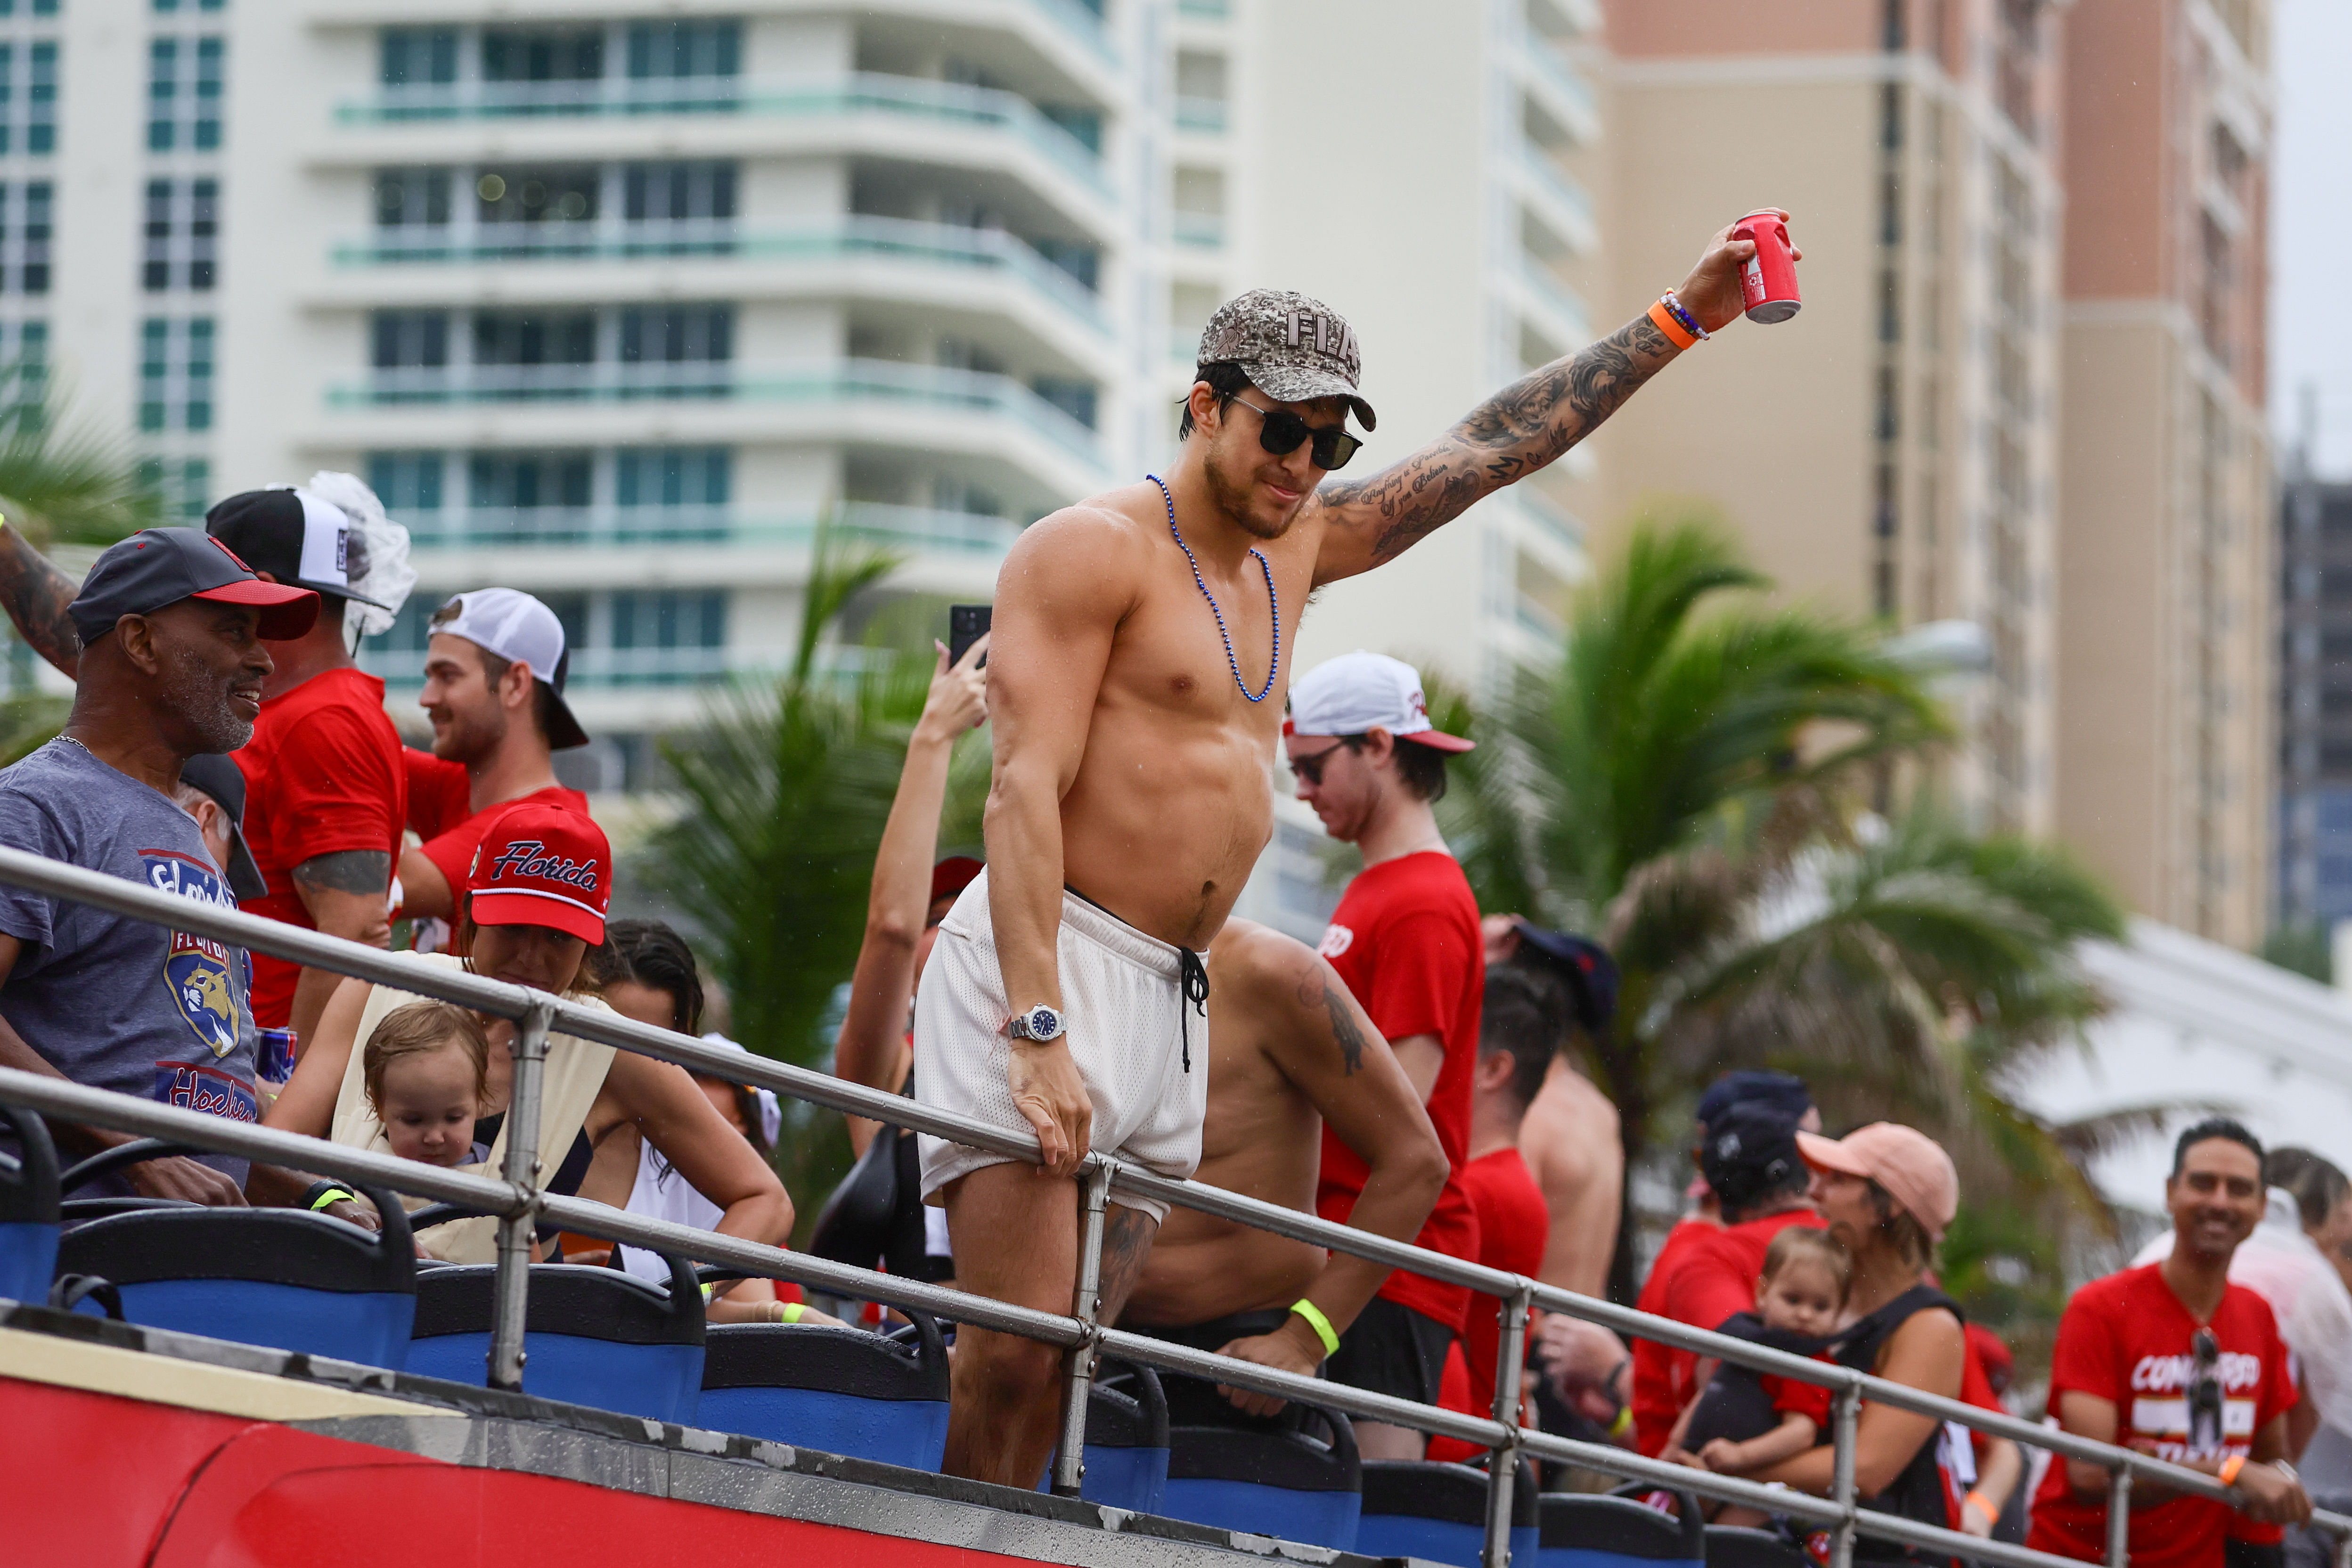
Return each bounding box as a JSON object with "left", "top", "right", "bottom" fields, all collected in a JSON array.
[
  {"left": 1596, "top": 0, "right": 2064, "bottom": 838},
  {"left": 2055, "top": 0, "right": 2273, "bottom": 947}
]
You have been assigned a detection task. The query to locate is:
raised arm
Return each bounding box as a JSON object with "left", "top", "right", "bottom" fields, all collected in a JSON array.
[
  {"left": 0, "top": 518, "right": 85, "bottom": 677},
  {"left": 838, "top": 636, "right": 988, "bottom": 1156},
  {"left": 982, "top": 508, "right": 1146, "bottom": 1176},
  {"left": 1208, "top": 925, "right": 1449, "bottom": 1412},
  {"left": 1311, "top": 216, "right": 1792, "bottom": 585}
]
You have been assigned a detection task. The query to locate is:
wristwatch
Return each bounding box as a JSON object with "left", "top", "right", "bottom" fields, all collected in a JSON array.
[{"left": 1009, "top": 1004, "right": 1067, "bottom": 1043}]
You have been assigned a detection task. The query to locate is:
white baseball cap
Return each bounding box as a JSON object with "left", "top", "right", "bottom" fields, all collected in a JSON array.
[
  {"left": 431, "top": 587, "right": 590, "bottom": 750},
  {"left": 1284, "top": 650, "right": 1474, "bottom": 752}
]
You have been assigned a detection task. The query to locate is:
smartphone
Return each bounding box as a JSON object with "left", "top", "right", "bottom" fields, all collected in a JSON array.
[{"left": 948, "top": 604, "right": 992, "bottom": 668}]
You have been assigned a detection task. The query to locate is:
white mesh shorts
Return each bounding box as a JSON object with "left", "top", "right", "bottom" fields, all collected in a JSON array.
[{"left": 914, "top": 869, "right": 1209, "bottom": 1223}]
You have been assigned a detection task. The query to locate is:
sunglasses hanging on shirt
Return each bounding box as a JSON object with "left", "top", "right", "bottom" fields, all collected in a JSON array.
[{"left": 2187, "top": 1326, "right": 2226, "bottom": 1457}]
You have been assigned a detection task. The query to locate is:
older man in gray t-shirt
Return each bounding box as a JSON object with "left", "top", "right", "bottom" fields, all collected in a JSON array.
[
  {"left": 0, "top": 739, "right": 258, "bottom": 1183},
  {"left": 0, "top": 524, "right": 315, "bottom": 1203}
]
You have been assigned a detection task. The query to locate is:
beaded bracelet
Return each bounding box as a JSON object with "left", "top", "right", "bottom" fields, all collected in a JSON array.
[{"left": 1661, "top": 290, "right": 1709, "bottom": 341}]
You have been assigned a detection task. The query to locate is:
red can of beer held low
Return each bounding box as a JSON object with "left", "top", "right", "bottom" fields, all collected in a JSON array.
[{"left": 1733, "top": 209, "right": 1801, "bottom": 323}]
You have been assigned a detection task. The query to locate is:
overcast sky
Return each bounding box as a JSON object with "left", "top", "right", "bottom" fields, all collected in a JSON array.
[{"left": 2272, "top": 0, "right": 2352, "bottom": 477}]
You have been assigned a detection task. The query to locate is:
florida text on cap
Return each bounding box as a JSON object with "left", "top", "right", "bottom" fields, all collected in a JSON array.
[
  {"left": 1196, "top": 288, "right": 1378, "bottom": 431},
  {"left": 433, "top": 587, "right": 591, "bottom": 751},
  {"left": 1282, "top": 650, "right": 1474, "bottom": 752},
  {"left": 465, "top": 802, "right": 610, "bottom": 947},
  {"left": 204, "top": 487, "right": 392, "bottom": 611},
  {"left": 66, "top": 527, "right": 319, "bottom": 646}
]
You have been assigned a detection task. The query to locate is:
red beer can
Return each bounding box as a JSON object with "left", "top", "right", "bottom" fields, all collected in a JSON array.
[{"left": 1733, "top": 209, "right": 1801, "bottom": 323}]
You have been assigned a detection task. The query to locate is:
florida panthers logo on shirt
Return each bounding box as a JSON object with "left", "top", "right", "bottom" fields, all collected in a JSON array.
[{"left": 143, "top": 850, "right": 242, "bottom": 1060}]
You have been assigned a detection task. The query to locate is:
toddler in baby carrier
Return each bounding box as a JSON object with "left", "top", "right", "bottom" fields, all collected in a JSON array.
[{"left": 1674, "top": 1227, "right": 1850, "bottom": 1532}]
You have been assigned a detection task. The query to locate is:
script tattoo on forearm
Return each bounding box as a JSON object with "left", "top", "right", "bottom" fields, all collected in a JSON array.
[
  {"left": 291, "top": 849, "right": 392, "bottom": 896},
  {"left": 1322, "top": 981, "right": 1368, "bottom": 1078},
  {"left": 0, "top": 528, "right": 83, "bottom": 677},
  {"left": 1324, "top": 313, "right": 1678, "bottom": 567}
]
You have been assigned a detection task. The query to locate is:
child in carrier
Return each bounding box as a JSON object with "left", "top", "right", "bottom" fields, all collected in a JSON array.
[
  {"left": 1674, "top": 1225, "right": 1850, "bottom": 1527},
  {"left": 363, "top": 1000, "right": 491, "bottom": 1169}
]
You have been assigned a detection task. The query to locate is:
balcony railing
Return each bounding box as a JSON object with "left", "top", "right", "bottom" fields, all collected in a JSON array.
[
  {"left": 335, "top": 215, "right": 1107, "bottom": 331},
  {"left": 1173, "top": 94, "right": 1227, "bottom": 133},
  {"left": 331, "top": 357, "right": 1104, "bottom": 466},
  {"left": 1522, "top": 148, "right": 1598, "bottom": 252},
  {"left": 1170, "top": 210, "right": 1225, "bottom": 248},
  {"left": 1521, "top": 38, "right": 1599, "bottom": 141},
  {"left": 341, "top": 73, "right": 1110, "bottom": 198},
  {"left": 400, "top": 501, "right": 1024, "bottom": 556}
]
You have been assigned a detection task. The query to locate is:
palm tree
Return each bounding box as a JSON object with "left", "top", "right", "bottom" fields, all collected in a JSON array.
[
  {"left": 1442, "top": 514, "right": 2130, "bottom": 1302},
  {"left": 645, "top": 521, "right": 980, "bottom": 1216},
  {"left": 0, "top": 359, "right": 163, "bottom": 547}
]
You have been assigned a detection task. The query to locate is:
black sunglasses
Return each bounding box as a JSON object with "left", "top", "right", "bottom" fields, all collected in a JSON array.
[
  {"left": 2187, "top": 1327, "right": 2224, "bottom": 1453},
  {"left": 1229, "top": 396, "right": 1363, "bottom": 472},
  {"left": 1288, "top": 737, "right": 1362, "bottom": 786}
]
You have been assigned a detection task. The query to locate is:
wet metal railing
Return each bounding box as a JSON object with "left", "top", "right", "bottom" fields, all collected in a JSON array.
[{"left": 0, "top": 841, "right": 2344, "bottom": 1568}]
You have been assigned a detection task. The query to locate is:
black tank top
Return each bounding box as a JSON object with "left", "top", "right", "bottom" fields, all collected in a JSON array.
[{"left": 1833, "top": 1282, "right": 1965, "bottom": 1564}]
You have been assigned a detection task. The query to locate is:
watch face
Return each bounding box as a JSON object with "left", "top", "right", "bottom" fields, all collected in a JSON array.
[{"left": 1023, "top": 1006, "right": 1062, "bottom": 1040}]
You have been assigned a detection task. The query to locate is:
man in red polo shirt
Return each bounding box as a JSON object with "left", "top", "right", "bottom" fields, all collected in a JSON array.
[
  {"left": 1286, "top": 650, "right": 1483, "bottom": 1460},
  {"left": 2030, "top": 1118, "right": 2311, "bottom": 1568},
  {"left": 396, "top": 588, "right": 590, "bottom": 929}
]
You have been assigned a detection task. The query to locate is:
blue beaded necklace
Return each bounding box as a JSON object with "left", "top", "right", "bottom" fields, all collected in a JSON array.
[{"left": 1149, "top": 473, "right": 1279, "bottom": 703}]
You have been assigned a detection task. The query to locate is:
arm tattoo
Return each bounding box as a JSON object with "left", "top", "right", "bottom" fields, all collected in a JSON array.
[
  {"left": 1323, "top": 313, "right": 1678, "bottom": 568},
  {"left": 0, "top": 528, "right": 83, "bottom": 677},
  {"left": 291, "top": 849, "right": 392, "bottom": 896},
  {"left": 1322, "top": 981, "right": 1368, "bottom": 1077}
]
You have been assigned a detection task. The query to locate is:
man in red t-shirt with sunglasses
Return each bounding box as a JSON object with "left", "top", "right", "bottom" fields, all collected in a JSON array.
[
  {"left": 2031, "top": 1118, "right": 2311, "bottom": 1568},
  {"left": 1286, "top": 650, "right": 1484, "bottom": 1461}
]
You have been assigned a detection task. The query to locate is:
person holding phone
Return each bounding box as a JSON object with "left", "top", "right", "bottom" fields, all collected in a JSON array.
[{"left": 919, "top": 218, "right": 1788, "bottom": 1487}]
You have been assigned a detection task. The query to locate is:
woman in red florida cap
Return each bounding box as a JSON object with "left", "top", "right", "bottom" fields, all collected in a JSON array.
[
  {"left": 1725, "top": 1121, "right": 2022, "bottom": 1558},
  {"left": 268, "top": 803, "right": 791, "bottom": 1264}
]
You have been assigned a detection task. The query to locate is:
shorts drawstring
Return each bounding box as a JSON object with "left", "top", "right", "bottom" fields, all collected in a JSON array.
[{"left": 1176, "top": 947, "right": 1209, "bottom": 1073}]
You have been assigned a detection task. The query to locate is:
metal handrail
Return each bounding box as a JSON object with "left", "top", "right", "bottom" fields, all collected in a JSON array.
[{"left": 0, "top": 841, "right": 2343, "bottom": 1568}]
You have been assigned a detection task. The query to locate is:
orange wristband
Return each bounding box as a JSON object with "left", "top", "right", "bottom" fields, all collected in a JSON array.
[
  {"left": 2220, "top": 1454, "right": 2247, "bottom": 1486},
  {"left": 1648, "top": 299, "right": 1698, "bottom": 351}
]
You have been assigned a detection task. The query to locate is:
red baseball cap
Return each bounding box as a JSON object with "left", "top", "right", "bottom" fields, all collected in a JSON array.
[
  {"left": 465, "top": 803, "right": 610, "bottom": 945},
  {"left": 931, "top": 856, "right": 984, "bottom": 904}
]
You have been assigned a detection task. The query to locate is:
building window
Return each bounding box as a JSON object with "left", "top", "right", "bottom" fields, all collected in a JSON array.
[
  {"left": 148, "top": 35, "right": 224, "bottom": 152},
  {"left": 482, "top": 27, "right": 604, "bottom": 83},
  {"left": 367, "top": 450, "right": 444, "bottom": 514},
  {"left": 143, "top": 178, "right": 217, "bottom": 291},
  {"left": 468, "top": 449, "right": 594, "bottom": 511},
  {"left": 381, "top": 29, "right": 457, "bottom": 87},
  {"left": 626, "top": 21, "right": 738, "bottom": 79},
  {"left": 372, "top": 311, "right": 448, "bottom": 368},
  {"left": 0, "top": 181, "right": 51, "bottom": 295},
  {"left": 475, "top": 164, "right": 598, "bottom": 226},
  {"left": 619, "top": 305, "right": 730, "bottom": 363},
  {"left": 151, "top": 0, "right": 228, "bottom": 11},
  {"left": 137, "top": 457, "right": 210, "bottom": 523},
  {"left": 610, "top": 589, "right": 725, "bottom": 651},
  {"left": 138, "top": 316, "right": 212, "bottom": 432},
  {"left": 0, "top": 2, "right": 62, "bottom": 16},
  {"left": 623, "top": 161, "right": 736, "bottom": 222},
  {"left": 1033, "top": 376, "right": 1097, "bottom": 430},
  {"left": 0, "top": 41, "right": 60, "bottom": 158},
  {"left": 0, "top": 318, "right": 47, "bottom": 425},
  {"left": 475, "top": 309, "right": 598, "bottom": 366},
  {"left": 616, "top": 446, "right": 729, "bottom": 508},
  {"left": 375, "top": 168, "right": 450, "bottom": 227}
]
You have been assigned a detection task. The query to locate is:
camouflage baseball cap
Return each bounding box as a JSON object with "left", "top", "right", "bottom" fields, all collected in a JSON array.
[{"left": 1195, "top": 288, "right": 1377, "bottom": 431}]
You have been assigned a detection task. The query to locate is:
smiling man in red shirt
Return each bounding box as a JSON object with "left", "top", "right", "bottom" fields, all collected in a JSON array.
[
  {"left": 2031, "top": 1118, "right": 2311, "bottom": 1568},
  {"left": 1286, "top": 650, "right": 1483, "bottom": 1460}
]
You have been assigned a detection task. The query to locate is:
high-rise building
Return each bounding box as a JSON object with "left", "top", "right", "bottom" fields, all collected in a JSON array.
[
  {"left": 2276, "top": 472, "right": 2352, "bottom": 928},
  {"left": 1593, "top": 0, "right": 2065, "bottom": 839},
  {"left": 218, "top": 3, "right": 1135, "bottom": 792},
  {"left": 2054, "top": 0, "right": 2274, "bottom": 947}
]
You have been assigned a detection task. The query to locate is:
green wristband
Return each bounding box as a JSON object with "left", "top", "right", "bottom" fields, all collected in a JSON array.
[
  {"left": 1290, "top": 1298, "right": 1341, "bottom": 1359},
  {"left": 305, "top": 1184, "right": 357, "bottom": 1212}
]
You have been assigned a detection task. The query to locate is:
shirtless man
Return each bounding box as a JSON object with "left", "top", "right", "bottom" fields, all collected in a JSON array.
[
  {"left": 922, "top": 216, "right": 1784, "bottom": 1486},
  {"left": 1120, "top": 918, "right": 1447, "bottom": 1425}
]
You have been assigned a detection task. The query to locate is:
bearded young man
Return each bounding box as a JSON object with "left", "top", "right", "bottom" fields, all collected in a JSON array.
[{"left": 916, "top": 216, "right": 1790, "bottom": 1486}]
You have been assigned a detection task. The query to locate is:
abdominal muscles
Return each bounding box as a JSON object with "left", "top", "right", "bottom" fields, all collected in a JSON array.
[{"left": 1059, "top": 715, "right": 1275, "bottom": 949}]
